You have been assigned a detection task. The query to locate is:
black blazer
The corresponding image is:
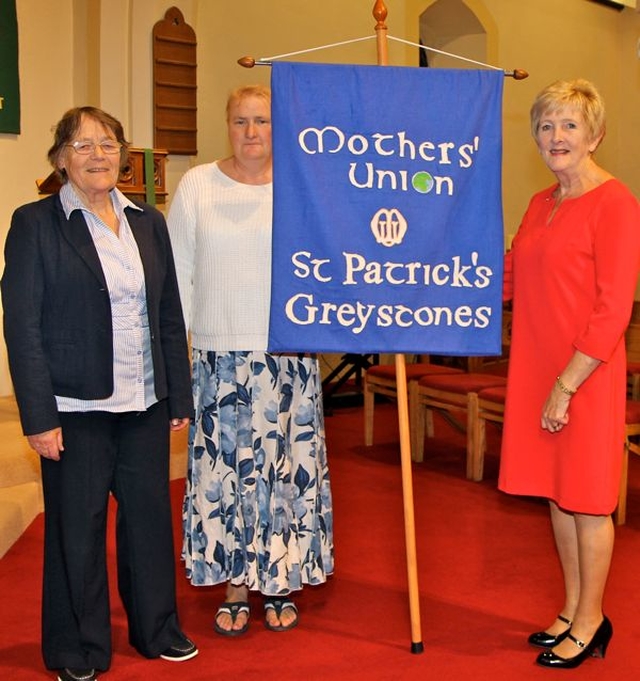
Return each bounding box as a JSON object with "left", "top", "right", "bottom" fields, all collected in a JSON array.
[{"left": 1, "top": 193, "right": 193, "bottom": 435}]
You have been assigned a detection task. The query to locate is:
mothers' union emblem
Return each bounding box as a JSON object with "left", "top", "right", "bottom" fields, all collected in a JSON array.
[{"left": 370, "top": 207, "right": 407, "bottom": 247}]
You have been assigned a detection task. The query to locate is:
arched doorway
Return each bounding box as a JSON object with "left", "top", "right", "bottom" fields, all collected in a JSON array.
[{"left": 419, "top": 0, "right": 488, "bottom": 69}]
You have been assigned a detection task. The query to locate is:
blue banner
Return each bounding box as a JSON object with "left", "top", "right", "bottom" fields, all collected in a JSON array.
[{"left": 269, "top": 62, "right": 504, "bottom": 355}]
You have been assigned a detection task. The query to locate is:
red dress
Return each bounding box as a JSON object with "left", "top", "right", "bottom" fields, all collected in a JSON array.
[{"left": 499, "top": 179, "right": 640, "bottom": 514}]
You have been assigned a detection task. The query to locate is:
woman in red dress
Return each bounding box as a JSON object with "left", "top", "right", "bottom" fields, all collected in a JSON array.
[{"left": 499, "top": 80, "right": 640, "bottom": 669}]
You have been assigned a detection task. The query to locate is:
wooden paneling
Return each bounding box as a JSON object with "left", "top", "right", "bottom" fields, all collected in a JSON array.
[{"left": 117, "top": 148, "right": 168, "bottom": 203}]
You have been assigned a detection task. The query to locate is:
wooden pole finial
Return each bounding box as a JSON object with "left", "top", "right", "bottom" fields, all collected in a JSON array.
[
  {"left": 511, "top": 68, "right": 529, "bottom": 80},
  {"left": 238, "top": 56, "right": 256, "bottom": 68},
  {"left": 373, "top": 0, "right": 388, "bottom": 28},
  {"left": 373, "top": 1, "right": 389, "bottom": 66}
]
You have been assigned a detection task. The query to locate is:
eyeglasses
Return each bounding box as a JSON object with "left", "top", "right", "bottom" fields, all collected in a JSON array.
[{"left": 66, "top": 141, "right": 122, "bottom": 155}]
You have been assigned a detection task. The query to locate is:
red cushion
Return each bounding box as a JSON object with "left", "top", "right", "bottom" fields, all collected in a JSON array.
[
  {"left": 416, "top": 372, "right": 507, "bottom": 395},
  {"left": 626, "top": 400, "right": 640, "bottom": 424},
  {"left": 627, "top": 362, "right": 640, "bottom": 373},
  {"left": 477, "top": 362, "right": 509, "bottom": 377},
  {"left": 477, "top": 385, "right": 507, "bottom": 402},
  {"left": 367, "top": 363, "right": 463, "bottom": 380}
]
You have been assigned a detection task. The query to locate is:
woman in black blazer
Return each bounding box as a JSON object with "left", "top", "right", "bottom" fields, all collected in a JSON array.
[{"left": 1, "top": 107, "right": 197, "bottom": 681}]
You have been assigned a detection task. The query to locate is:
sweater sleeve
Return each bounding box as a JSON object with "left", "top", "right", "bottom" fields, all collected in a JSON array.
[{"left": 167, "top": 169, "right": 198, "bottom": 332}]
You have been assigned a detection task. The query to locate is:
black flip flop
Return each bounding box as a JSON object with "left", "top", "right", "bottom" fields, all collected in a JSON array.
[
  {"left": 214, "top": 601, "right": 250, "bottom": 636},
  {"left": 263, "top": 597, "right": 298, "bottom": 632}
]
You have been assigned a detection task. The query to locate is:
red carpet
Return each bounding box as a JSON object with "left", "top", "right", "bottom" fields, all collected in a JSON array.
[{"left": 1, "top": 402, "right": 640, "bottom": 680}]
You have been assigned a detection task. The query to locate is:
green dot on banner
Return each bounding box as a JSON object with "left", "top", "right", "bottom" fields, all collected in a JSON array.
[{"left": 412, "top": 171, "right": 434, "bottom": 194}]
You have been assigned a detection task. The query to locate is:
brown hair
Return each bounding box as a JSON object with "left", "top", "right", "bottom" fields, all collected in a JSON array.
[
  {"left": 225, "top": 85, "right": 271, "bottom": 121},
  {"left": 47, "top": 106, "right": 130, "bottom": 182},
  {"left": 530, "top": 79, "right": 606, "bottom": 148}
]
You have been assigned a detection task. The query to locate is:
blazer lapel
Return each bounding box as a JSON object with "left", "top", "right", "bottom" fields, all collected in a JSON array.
[
  {"left": 126, "top": 206, "right": 158, "bottom": 297},
  {"left": 58, "top": 202, "right": 108, "bottom": 289},
  {"left": 57, "top": 197, "right": 158, "bottom": 294}
]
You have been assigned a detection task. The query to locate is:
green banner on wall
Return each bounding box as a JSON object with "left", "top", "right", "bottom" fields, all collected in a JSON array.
[{"left": 0, "top": 0, "right": 20, "bottom": 134}]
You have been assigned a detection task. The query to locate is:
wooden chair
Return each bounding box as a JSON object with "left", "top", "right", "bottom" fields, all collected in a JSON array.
[
  {"left": 468, "top": 384, "right": 507, "bottom": 482},
  {"left": 408, "top": 309, "right": 511, "bottom": 476},
  {"left": 615, "top": 399, "right": 640, "bottom": 525},
  {"left": 363, "top": 361, "right": 463, "bottom": 448},
  {"left": 466, "top": 309, "right": 512, "bottom": 376},
  {"left": 468, "top": 390, "right": 640, "bottom": 524},
  {"left": 615, "top": 321, "right": 640, "bottom": 522},
  {"left": 409, "top": 372, "right": 507, "bottom": 477},
  {"left": 625, "top": 323, "right": 640, "bottom": 399}
]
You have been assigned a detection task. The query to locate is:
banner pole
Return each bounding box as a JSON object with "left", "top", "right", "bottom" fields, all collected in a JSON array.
[{"left": 373, "top": 0, "right": 424, "bottom": 655}]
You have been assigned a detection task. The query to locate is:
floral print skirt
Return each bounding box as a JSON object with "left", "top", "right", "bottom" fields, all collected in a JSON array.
[{"left": 182, "top": 349, "right": 334, "bottom": 594}]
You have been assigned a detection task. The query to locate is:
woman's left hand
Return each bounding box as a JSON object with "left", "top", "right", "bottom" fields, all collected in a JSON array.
[{"left": 170, "top": 417, "right": 190, "bottom": 432}]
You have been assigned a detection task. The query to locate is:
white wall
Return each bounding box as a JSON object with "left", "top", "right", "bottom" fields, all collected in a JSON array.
[{"left": 0, "top": 1, "right": 75, "bottom": 394}]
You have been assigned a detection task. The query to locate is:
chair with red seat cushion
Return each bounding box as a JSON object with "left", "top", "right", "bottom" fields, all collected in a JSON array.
[
  {"left": 467, "top": 390, "right": 640, "bottom": 515},
  {"left": 626, "top": 323, "right": 640, "bottom": 399},
  {"left": 615, "top": 399, "right": 640, "bottom": 525},
  {"left": 466, "top": 310, "right": 512, "bottom": 376},
  {"left": 627, "top": 363, "right": 640, "bottom": 400},
  {"left": 467, "top": 384, "right": 507, "bottom": 482},
  {"left": 363, "top": 361, "right": 463, "bottom": 450},
  {"left": 409, "top": 372, "right": 507, "bottom": 477}
]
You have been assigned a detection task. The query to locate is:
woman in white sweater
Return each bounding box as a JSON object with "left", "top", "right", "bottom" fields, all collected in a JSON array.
[{"left": 168, "top": 85, "right": 334, "bottom": 635}]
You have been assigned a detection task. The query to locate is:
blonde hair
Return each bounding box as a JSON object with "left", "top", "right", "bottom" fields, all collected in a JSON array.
[
  {"left": 225, "top": 84, "right": 271, "bottom": 121},
  {"left": 530, "top": 79, "right": 606, "bottom": 146}
]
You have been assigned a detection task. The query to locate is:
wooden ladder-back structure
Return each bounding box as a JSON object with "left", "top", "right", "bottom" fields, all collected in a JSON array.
[{"left": 153, "top": 7, "right": 197, "bottom": 155}]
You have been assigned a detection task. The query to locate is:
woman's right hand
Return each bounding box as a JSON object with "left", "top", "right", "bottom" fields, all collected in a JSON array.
[
  {"left": 541, "top": 388, "right": 571, "bottom": 433},
  {"left": 27, "top": 428, "right": 64, "bottom": 461}
]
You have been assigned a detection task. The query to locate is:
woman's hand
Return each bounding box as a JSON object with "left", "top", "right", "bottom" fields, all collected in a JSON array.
[
  {"left": 541, "top": 351, "right": 600, "bottom": 433},
  {"left": 541, "top": 386, "right": 571, "bottom": 433},
  {"left": 27, "top": 428, "right": 64, "bottom": 460},
  {"left": 170, "top": 417, "right": 190, "bottom": 432}
]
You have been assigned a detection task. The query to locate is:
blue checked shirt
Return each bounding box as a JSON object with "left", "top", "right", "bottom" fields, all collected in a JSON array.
[{"left": 56, "top": 184, "right": 157, "bottom": 412}]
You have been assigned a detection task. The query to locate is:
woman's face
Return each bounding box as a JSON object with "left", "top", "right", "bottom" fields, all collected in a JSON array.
[
  {"left": 227, "top": 94, "right": 272, "bottom": 165},
  {"left": 57, "top": 114, "right": 121, "bottom": 202},
  {"left": 535, "top": 105, "right": 600, "bottom": 177}
]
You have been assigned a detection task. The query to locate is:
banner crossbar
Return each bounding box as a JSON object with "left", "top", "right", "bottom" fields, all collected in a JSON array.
[{"left": 239, "top": 34, "right": 528, "bottom": 80}]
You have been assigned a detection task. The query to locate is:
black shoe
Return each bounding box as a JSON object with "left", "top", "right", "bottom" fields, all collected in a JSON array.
[
  {"left": 159, "top": 636, "right": 198, "bottom": 662},
  {"left": 57, "top": 670, "right": 97, "bottom": 681},
  {"left": 536, "top": 616, "right": 613, "bottom": 669},
  {"left": 528, "top": 614, "right": 572, "bottom": 648}
]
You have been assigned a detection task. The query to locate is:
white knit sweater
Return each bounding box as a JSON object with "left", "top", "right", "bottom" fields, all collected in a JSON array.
[{"left": 167, "top": 162, "right": 273, "bottom": 351}]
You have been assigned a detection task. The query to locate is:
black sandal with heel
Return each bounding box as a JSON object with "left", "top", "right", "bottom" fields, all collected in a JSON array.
[
  {"left": 528, "top": 613, "right": 572, "bottom": 648},
  {"left": 536, "top": 616, "right": 613, "bottom": 669}
]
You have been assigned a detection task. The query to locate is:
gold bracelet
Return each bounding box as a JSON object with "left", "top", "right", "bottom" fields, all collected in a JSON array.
[{"left": 556, "top": 376, "right": 576, "bottom": 396}]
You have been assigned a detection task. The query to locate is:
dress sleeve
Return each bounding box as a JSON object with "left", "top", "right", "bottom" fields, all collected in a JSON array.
[{"left": 574, "top": 184, "right": 640, "bottom": 361}]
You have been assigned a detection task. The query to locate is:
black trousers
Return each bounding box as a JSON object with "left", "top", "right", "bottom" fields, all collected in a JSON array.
[{"left": 40, "top": 400, "right": 185, "bottom": 671}]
